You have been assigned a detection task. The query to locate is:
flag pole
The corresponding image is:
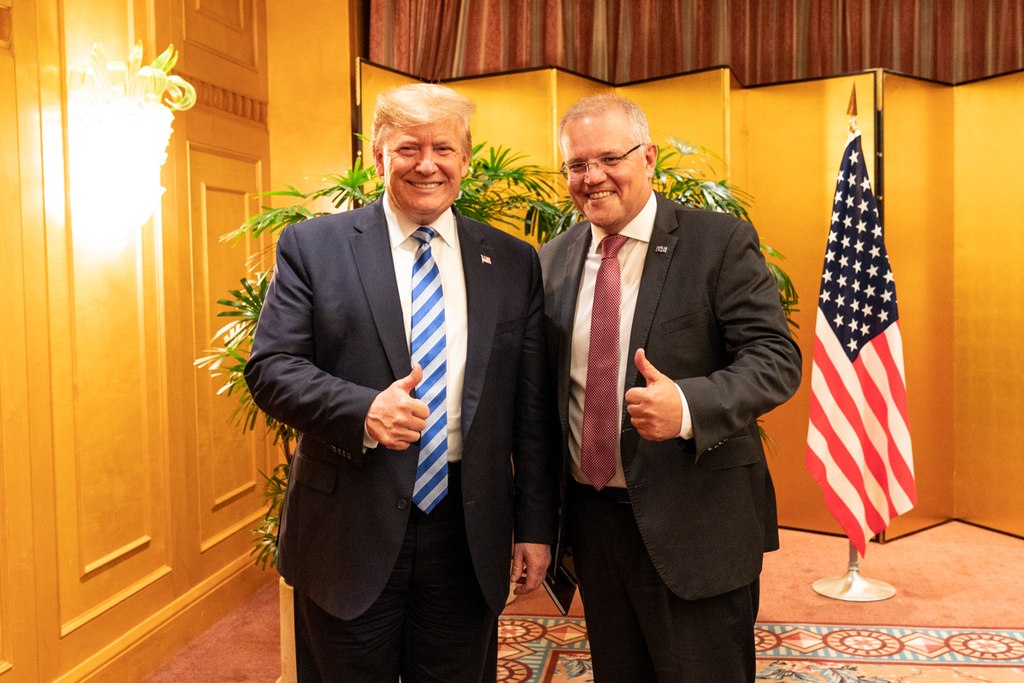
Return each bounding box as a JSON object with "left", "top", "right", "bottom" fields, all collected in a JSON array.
[
  {"left": 812, "top": 540, "right": 895, "bottom": 601},
  {"left": 806, "top": 79, "right": 913, "bottom": 602}
]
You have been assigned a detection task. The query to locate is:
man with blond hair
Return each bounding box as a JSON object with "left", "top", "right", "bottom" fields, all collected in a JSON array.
[{"left": 246, "top": 83, "right": 558, "bottom": 682}]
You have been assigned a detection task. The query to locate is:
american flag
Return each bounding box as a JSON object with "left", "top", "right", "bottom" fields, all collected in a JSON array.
[{"left": 805, "top": 130, "right": 917, "bottom": 556}]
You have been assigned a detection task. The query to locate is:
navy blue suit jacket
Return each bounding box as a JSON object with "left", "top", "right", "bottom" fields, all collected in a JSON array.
[{"left": 245, "top": 201, "right": 558, "bottom": 619}]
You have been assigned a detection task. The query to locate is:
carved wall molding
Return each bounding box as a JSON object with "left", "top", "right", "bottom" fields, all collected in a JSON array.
[{"left": 182, "top": 74, "right": 267, "bottom": 125}]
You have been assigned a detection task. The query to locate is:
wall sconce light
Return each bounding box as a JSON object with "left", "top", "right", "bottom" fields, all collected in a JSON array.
[{"left": 67, "top": 43, "right": 196, "bottom": 250}]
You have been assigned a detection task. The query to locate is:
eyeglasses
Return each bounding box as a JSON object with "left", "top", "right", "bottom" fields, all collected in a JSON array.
[{"left": 560, "top": 143, "right": 644, "bottom": 180}]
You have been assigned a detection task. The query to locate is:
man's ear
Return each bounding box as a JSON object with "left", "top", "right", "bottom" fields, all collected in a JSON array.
[
  {"left": 644, "top": 143, "right": 658, "bottom": 179},
  {"left": 373, "top": 147, "right": 386, "bottom": 176}
]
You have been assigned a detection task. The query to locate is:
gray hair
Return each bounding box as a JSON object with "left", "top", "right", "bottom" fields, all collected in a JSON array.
[
  {"left": 372, "top": 83, "right": 475, "bottom": 155},
  {"left": 558, "top": 93, "right": 651, "bottom": 154}
]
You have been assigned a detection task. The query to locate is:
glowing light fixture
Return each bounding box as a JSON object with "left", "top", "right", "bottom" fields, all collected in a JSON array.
[{"left": 67, "top": 43, "right": 196, "bottom": 249}]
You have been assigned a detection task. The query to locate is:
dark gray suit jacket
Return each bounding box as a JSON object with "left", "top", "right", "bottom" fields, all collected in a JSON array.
[
  {"left": 540, "top": 193, "right": 801, "bottom": 601},
  {"left": 245, "top": 201, "right": 558, "bottom": 619}
]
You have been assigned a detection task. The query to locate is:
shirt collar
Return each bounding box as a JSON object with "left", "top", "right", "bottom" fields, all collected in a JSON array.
[
  {"left": 590, "top": 190, "right": 657, "bottom": 251},
  {"left": 382, "top": 191, "right": 458, "bottom": 251}
]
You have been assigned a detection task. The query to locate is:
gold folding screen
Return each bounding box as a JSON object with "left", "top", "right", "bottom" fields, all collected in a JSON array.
[
  {"left": 873, "top": 75, "right": 956, "bottom": 538},
  {"left": 953, "top": 72, "right": 1024, "bottom": 537},
  {"left": 737, "top": 73, "right": 878, "bottom": 535},
  {"left": 359, "top": 60, "right": 1023, "bottom": 540}
]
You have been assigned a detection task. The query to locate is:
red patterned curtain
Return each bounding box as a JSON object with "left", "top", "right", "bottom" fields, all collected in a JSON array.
[{"left": 368, "top": 0, "right": 1024, "bottom": 85}]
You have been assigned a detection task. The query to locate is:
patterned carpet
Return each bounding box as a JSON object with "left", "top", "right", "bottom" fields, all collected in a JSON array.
[{"left": 497, "top": 615, "right": 1024, "bottom": 682}]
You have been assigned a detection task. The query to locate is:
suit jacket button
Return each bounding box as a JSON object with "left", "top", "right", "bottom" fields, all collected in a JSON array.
[{"left": 397, "top": 499, "right": 409, "bottom": 510}]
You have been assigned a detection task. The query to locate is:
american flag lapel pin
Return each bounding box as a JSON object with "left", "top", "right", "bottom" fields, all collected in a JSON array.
[
  {"left": 481, "top": 254, "right": 492, "bottom": 265},
  {"left": 655, "top": 245, "right": 668, "bottom": 254}
]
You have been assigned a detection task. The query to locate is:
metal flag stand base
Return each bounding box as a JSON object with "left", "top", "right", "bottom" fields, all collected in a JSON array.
[{"left": 812, "top": 540, "right": 896, "bottom": 602}]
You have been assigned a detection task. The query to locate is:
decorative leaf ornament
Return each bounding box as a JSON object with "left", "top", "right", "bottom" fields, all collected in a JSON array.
[{"left": 68, "top": 42, "right": 196, "bottom": 112}]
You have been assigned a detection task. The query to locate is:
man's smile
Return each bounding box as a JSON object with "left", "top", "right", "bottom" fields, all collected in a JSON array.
[{"left": 410, "top": 180, "right": 443, "bottom": 190}]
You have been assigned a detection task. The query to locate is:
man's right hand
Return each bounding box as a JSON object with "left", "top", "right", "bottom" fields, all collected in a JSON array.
[{"left": 365, "top": 365, "right": 428, "bottom": 450}]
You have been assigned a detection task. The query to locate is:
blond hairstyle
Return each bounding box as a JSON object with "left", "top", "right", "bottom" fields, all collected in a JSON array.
[
  {"left": 371, "top": 83, "right": 475, "bottom": 155},
  {"left": 558, "top": 93, "right": 651, "bottom": 154}
]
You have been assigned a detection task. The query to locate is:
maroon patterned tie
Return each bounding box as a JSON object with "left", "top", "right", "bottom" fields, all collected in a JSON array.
[{"left": 580, "top": 234, "right": 628, "bottom": 490}]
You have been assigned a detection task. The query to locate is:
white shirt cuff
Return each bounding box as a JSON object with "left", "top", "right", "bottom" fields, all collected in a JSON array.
[
  {"left": 674, "top": 383, "right": 693, "bottom": 439},
  {"left": 363, "top": 426, "right": 379, "bottom": 452}
]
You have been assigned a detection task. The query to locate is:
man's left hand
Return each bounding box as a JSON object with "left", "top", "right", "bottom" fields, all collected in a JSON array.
[
  {"left": 625, "top": 348, "right": 682, "bottom": 441},
  {"left": 510, "top": 542, "right": 551, "bottom": 595}
]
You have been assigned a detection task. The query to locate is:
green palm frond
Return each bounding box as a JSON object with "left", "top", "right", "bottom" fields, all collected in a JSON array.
[
  {"left": 522, "top": 196, "right": 580, "bottom": 244},
  {"left": 221, "top": 186, "right": 319, "bottom": 243},
  {"left": 653, "top": 138, "right": 754, "bottom": 219},
  {"left": 194, "top": 272, "right": 296, "bottom": 447},
  {"left": 251, "top": 463, "right": 289, "bottom": 570},
  {"left": 456, "top": 143, "right": 561, "bottom": 229},
  {"left": 311, "top": 156, "right": 384, "bottom": 210}
]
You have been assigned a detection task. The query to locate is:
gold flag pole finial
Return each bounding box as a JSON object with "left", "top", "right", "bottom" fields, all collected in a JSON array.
[{"left": 847, "top": 85, "right": 858, "bottom": 133}]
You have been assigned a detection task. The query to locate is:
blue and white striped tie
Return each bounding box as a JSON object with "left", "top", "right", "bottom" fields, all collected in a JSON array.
[{"left": 410, "top": 227, "right": 448, "bottom": 513}]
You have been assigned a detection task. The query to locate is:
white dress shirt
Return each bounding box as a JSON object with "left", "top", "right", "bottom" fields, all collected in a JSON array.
[
  {"left": 362, "top": 193, "right": 467, "bottom": 461},
  {"left": 568, "top": 191, "right": 691, "bottom": 488}
]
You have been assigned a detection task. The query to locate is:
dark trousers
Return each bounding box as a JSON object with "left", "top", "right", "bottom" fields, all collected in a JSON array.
[
  {"left": 294, "top": 464, "right": 498, "bottom": 682},
  {"left": 568, "top": 482, "right": 760, "bottom": 683}
]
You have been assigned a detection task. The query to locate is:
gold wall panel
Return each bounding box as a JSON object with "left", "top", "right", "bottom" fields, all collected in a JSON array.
[
  {"left": 448, "top": 69, "right": 564, "bottom": 246},
  {"left": 0, "top": 22, "right": 19, "bottom": 677},
  {"left": 736, "top": 73, "right": 877, "bottom": 534},
  {"left": 21, "top": 2, "right": 209, "bottom": 675},
  {"left": 449, "top": 70, "right": 559, "bottom": 171},
  {"left": 187, "top": 0, "right": 255, "bottom": 67},
  {"left": 184, "top": 0, "right": 264, "bottom": 101},
  {"left": 0, "top": 0, "right": 278, "bottom": 679},
  {"left": 1, "top": 0, "right": 42, "bottom": 676},
  {"left": 267, "top": 2, "right": 354, "bottom": 203},
  {"left": 875, "top": 74, "right": 954, "bottom": 538},
  {"left": 553, "top": 70, "right": 607, "bottom": 149},
  {"left": 188, "top": 145, "right": 274, "bottom": 562},
  {"left": 52, "top": 172, "right": 173, "bottom": 638},
  {"left": 61, "top": 0, "right": 132, "bottom": 64},
  {"left": 621, "top": 69, "right": 732, "bottom": 171},
  {"left": 953, "top": 71, "right": 1024, "bottom": 536}
]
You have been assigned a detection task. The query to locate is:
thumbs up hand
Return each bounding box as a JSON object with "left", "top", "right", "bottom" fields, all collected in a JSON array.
[
  {"left": 395, "top": 364, "right": 423, "bottom": 395},
  {"left": 624, "top": 349, "right": 683, "bottom": 442},
  {"left": 366, "top": 365, "right": 430, "bottom": 450}
]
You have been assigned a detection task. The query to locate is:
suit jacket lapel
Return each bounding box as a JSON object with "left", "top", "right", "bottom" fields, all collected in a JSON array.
[
  {"left": 625, "top": 195, "right": 680, "bottom": 393},
  {"left": 554, "top": 226, "right": 592, "bottom": 432},
  {"left": 352, "top": 202, "right": 410, "bottom": 381},
  {"left": 457, "top": 215, "right": 496, "bottom": 439}
]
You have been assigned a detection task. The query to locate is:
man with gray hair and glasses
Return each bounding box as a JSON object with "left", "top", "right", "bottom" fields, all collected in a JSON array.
[{"left": 541, "top": 93, "right": 801, "bottom": 681}]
